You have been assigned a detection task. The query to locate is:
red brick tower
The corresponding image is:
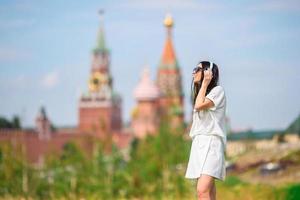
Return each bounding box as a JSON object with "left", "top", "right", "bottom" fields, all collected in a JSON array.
[
  {"left": 156, "top": 14, "right": 185, "bottom": 128},
  {"left": 79, "top": 10, "right": 122, "bottom": 138}
]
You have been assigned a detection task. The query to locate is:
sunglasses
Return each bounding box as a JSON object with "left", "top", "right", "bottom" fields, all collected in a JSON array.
[{"left": 192, "top": 66, "right": 204, "bottom": 74}]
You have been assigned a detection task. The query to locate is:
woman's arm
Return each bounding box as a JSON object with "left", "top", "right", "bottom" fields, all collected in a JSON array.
[
  {"left": 194, "top": 69, "right": 215, "bottom": 111},
  {"left": 194, "top": 83, "right": 214, "bottom": 111}
]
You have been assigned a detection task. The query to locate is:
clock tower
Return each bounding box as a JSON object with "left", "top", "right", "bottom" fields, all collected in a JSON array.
[{"left": 79, "top": 10, "right": 122, "bottom": 138}]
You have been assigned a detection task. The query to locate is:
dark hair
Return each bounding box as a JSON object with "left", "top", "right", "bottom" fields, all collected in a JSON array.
[{"left": 190, "top": 61, "right": 219, "bottom": 106}]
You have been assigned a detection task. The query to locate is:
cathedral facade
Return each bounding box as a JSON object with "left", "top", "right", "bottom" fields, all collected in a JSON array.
[{"left": 131, "top": 14, "right": 185, "bottom": 138}]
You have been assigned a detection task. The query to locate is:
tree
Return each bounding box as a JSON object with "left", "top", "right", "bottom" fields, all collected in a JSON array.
[{"left": 0, "top": 115, "right": 21, "bottom": 129}]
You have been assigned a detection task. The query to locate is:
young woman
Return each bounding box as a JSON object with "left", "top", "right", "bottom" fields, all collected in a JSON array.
[{"left": 185, "top": 61, "right": 227, "bottom": 200}]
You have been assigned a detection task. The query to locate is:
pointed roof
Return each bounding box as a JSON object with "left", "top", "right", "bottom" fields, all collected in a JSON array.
[
  {"left": 93, "top": 10, "right": 109, "bottom": 53},
  {"left": 159, "top": 14, "right": 179, "bottom": 69},
  {"left": 37, "top": 106, "right": 47, "bottom": 120},
  {"left": 134, "top": 67, "right": 160, "bottom": 101}
]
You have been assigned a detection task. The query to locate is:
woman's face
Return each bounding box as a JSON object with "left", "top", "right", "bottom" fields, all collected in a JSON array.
[{"left": 193, "top": 64, "right": 203, "bottom": 83}]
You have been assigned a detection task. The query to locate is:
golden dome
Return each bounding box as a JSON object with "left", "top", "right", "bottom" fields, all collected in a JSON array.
[{"left": 164, "top": 13, "right": 173, "bottom": 27}]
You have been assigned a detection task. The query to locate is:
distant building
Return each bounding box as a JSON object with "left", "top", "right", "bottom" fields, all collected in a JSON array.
[
  {"left": 226, "top": 113, "right": 300, "bottom": 157},
  {"left": 78, "top": 11, "right": 122, "bottom": 139},
  {"left": 156, "top": 14, "right": 185, "bottom": 129},
  {"left": 131, "top": 67, "right": 160, "bottom": 139},
  {"left": 130, "top": 14, "right": 186, "bottom": 139},
  {"left": 0, "top": 107, "right": 95, "bottom": 166}
]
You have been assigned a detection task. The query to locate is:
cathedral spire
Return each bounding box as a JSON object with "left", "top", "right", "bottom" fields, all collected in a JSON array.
[
  {"left": 159, "top": 13, "right": 178, "bottom": 69},
  {"left": 94, "top": 9, "right": 108, "bottom": 53}
]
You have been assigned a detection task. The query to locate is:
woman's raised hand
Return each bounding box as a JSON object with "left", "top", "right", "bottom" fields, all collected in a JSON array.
[{"left": 202, "top": 69, "right": 213, "bottom": 86}]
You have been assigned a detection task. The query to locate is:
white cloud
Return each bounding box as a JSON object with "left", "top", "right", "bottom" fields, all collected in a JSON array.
[{"left": 41, "top": 71, "right": 59, "bottom": 89}]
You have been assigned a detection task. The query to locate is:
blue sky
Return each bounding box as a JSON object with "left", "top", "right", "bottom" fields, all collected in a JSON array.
[{"left": 0, "top": 0, "right": 299, "bottom": 131}]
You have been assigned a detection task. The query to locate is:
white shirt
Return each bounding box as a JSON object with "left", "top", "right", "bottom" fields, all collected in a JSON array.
[{"left": 189, "top": 85, "right": 227, "bottom": 148}]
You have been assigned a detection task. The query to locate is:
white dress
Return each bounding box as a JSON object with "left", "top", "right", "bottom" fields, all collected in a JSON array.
[{"left": 185, "top": 85, "right": 227, "bottom": 181}]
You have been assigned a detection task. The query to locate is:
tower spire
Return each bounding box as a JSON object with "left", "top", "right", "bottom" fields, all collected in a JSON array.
[
  {"left": 94, "top": 9, "right": 108, "bottom": 53},
  {"left": 164, "top": 13, "right": 173, "bottom": 37},
  {"left": 160, "top": 13, "right": 178, "bottom": 69}
]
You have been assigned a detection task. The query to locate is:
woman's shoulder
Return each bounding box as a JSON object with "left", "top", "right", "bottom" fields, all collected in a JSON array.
[
  {"left": 209, "top": 85, "right": 226, "bottom": 100},
  {"left": 214, "top": 85, "right": 224, "bottom": 90},
  {"left": 211, "top": 85, "right": 225, "bottom": 93}
]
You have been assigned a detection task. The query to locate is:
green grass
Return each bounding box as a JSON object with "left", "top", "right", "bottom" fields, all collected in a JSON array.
[
  {"left": 213, "top": 175, "right": 300, "bottom": 200},
  {"left": 0, "top": 182, "right": 299, "bottom": 200},
  {"left": 282, "top": 183, "right": 300, "bottom": 200}
]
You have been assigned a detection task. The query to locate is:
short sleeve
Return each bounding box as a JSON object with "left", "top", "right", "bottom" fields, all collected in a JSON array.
[{"left": 206, "top": 86, "right": 225, "bottom": 111}]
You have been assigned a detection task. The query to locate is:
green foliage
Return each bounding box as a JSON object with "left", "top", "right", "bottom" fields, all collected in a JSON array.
[
  {"left": 0, "top": 142, "right": 27, "bottom": 196},
  {"left": 1, "top": 121, "right": 299, "bottom": 199},
  {"left": 284, "top": 184, "right": 300, "bottom": 200},
  {"left": 114, "top": 120, "right": 191, "bottom": 199},
  {"left": 217, "top": 179, "right": 288, "bottom": 200},
  {"left": 0, "top": 115, "right": 21, "bottom": 129},
  {"left": 222, "top": 175, "right": 246, "bottom": 187}
]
